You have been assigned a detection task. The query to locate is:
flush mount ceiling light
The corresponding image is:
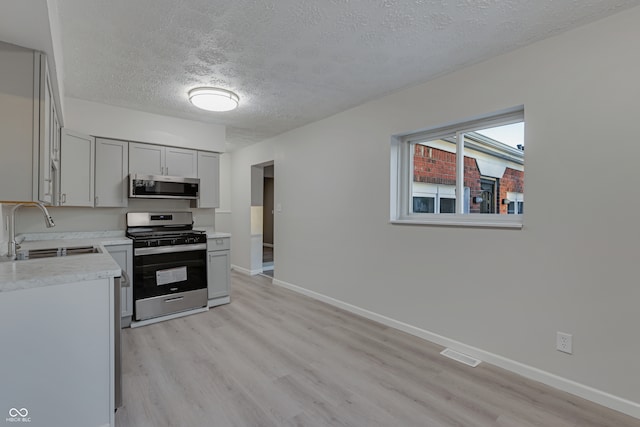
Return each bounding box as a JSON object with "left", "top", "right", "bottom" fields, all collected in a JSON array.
[{"left": 188, "top": 87, "right": 239, "bottom": 112}]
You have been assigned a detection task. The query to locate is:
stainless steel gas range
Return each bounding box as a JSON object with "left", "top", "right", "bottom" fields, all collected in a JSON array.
[{"left": 126, "top": 212, "right": 207, "bottom": 322}]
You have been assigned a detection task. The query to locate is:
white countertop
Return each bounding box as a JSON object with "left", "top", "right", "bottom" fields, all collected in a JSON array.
[
  {"left": 18, "top": 230, "right": 131, "bottom": 246},
  {"left": 0, "top": 229, "right": 230, "bottom": 294},
  {"left": 196, "top": 227, "right": 231, "bottom": 239},
  {"left": 0, "top": 251, "right": 122, "bottom": 293},
  {"left": 0, "top": 231, "right": 128, "bottom": 294}
]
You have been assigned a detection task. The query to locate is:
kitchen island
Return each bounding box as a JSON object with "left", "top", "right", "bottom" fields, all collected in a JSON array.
[{"left": 0, "top": 247, "right": 120, "bottom": 427}]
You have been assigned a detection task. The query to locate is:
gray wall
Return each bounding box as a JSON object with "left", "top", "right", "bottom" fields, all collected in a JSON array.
[{"left": 228, "top": 6, "right": 640, "bottom": 413}]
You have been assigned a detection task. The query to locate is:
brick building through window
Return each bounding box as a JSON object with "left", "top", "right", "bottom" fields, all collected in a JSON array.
[{"left": 412, "top": 132, "right": 524, "bottom": 215}]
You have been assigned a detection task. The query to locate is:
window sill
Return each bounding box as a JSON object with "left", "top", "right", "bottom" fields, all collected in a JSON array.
[{"left": 391, "top": 215, "right": 523, "bottom": 229}]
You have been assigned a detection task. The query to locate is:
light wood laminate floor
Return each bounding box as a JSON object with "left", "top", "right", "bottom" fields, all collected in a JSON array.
[{"left": 116, "top": 272, "right": 640, "bottom": 427}]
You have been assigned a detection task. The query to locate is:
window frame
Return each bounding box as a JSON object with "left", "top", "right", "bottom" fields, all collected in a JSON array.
[
  {"left": 506, "top": 192, "right": 524, "bottom": 215},
  {"left": 390, "top": 107, "right": 524, "bottom": 229}
]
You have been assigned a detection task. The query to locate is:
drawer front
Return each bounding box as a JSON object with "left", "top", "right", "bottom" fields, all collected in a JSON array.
[
  {"left": 207, "top": 237, "right": 230, "bottom": 251},
  {"left": 135, "top": 289, "right": 207, "bottom": 321}
]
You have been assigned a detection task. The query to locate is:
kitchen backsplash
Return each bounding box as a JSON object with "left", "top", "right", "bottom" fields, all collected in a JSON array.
[{"left": 0, "top": 199, "right": 216, "bottom": 236}]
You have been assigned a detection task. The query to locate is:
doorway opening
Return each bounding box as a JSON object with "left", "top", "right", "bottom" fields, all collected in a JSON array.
[
  {"left": 250, "top": 161, "right": 275, "bottom": 278},
  {"left": 262, "top": 165, "right": 274, "bottom": 277}
]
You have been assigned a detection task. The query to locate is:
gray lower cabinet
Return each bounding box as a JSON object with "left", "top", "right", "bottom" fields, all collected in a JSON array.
[
  {"left": 105, "top": 243, "right": 133, "bottom": 327},
  {"left": 207, "top": 237, "right": 231, "bottom": 307},
  {"left": 0, "top": 277, "right": 114, "bottom": 427}
]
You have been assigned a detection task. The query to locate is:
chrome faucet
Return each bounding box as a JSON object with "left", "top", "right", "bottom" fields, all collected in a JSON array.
[{"left": 7, "top": 202, "right": 55, "bottom": 259}]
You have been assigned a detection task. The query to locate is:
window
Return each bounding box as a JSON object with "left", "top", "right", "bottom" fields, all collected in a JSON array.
[
  {"left": 412, "top": 183, "right": 459, "bottom": 214},
  {"left": 506, "top": 192, "right": 524, "bottom": 214},
  {"left": 391, "top": 107, "right": 524, "bottom": 228}
]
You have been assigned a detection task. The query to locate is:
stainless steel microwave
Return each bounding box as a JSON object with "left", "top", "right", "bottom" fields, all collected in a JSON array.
[{"left": 129, "top": 174, "right": 200, "bottom": 200}]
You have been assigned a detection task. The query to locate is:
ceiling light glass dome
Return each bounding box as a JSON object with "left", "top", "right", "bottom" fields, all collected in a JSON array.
[{"left": 188, "top": 87, "right": 239, "bottom": 112}]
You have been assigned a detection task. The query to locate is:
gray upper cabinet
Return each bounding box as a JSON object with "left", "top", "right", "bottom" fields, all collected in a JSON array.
[
  {"left": 129, "top": 142, "right": 164, "bottom": 175},
  {"left": 39, "top": 66, "right": 54, "bottom": 204},
  {"left": 195, "top": 151, "right": 220, "bottom": 208},
  {"left": 60, "top": 129, "right": 95, "bottom": 207},
  {"left": 129, "top": 142, "right": 197, "bottom": 178},
  {"left": 0, "top": 41, "right": 60, "bottom": 204},
  {"left": 95, "top": 138, "right": 128, "bottom": 207},
  {"left": 166, "top": 147, "right": 198, "bottom": 178}
]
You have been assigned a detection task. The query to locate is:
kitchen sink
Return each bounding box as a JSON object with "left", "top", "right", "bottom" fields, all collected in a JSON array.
[{"left": 15, "top": 245, "right": 102, "bottom": 260}]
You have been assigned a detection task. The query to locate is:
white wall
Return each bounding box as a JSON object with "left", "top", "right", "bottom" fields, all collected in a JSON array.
[
  {"left": 64, "top": 98, "right": 226, "bottom": 152},
  {"left": 214, "top": 152, "right": 232, "bottom": 233},
  {"left": 230, "top": 141, "right": 275, "bottom": 271},
  {"left": 0, "top": 0, "right": 65, "bottom": 119},
  {"left": 230, "top": 6, "right": 640, "bottom": 416}
]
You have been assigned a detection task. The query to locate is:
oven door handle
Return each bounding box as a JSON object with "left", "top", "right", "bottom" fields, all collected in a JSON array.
[{"left": 134, "top": 243, "right": 207, "bottom": 256}]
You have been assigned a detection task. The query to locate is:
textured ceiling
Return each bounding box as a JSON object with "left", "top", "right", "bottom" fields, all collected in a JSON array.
[{"left": 56, "top": 0, "right": 637, "bottom": 150}]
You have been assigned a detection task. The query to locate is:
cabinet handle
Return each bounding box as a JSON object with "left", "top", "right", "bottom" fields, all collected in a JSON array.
[
  {"left": 166, "top": 167, "right": 169, "bottom": 175},
  {"left": 61, "top": 193, "right": 66, "bottom": 204},
  {"left": 121, "top": 270, "right": 131, "bottom": 288},
  {"left": 95, "top": 196, "right": 99, "bottom": 206},
  {"left": 44, "top": 179, "right": 52, "bottom": 196}
]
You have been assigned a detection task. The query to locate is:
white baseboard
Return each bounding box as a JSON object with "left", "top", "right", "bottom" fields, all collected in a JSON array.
[
  {"left": 208, "top": 295, "right": 231, "bottom": 308},
  {"left": 231, "top": 264, "right": 263, "bottom": 276},
  {"left": 272, "top": 278, "right": 640, "bottom": 420}
]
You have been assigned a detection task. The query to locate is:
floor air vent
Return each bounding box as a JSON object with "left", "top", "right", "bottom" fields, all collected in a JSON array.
[{"left": 440, "top": 348, "right": 481, "bottom": 367}]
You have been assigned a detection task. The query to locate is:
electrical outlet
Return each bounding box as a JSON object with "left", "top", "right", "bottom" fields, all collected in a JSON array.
[{"left": 556, "top": 332, "right": 573, "bottom": 354}]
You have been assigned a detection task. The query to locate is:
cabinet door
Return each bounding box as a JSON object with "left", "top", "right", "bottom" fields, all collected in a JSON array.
[
  {"left": 105, "top": 244, "right": 133, "bottom": 320},
  {"left": 0, "top": 43, "right": 38, "bottom": 201},
  {"left": 208, "top": 250, "right": 230, "bottom": 299},
  {"left": 165, "top": 146, "right": 198, "bottom": 177},
  {"left": 60, "top": 129, "right": 95, "bottom": 207},
  {"left": 95, "top": 138, "right": 128, "bottom": 207},
  {"left": 196, "top": 151, "right": 220, "bottom": 208},
  {"left": 129, "top": 142, "right": 164, "bottom": 175},
  {"left": 51, "top": 109, "right": 61, "bottom": 205},
  {"left": 38, "top": 59, "right": 54, "bottom": 204}
]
